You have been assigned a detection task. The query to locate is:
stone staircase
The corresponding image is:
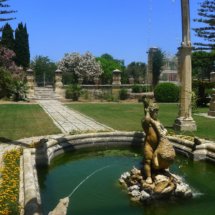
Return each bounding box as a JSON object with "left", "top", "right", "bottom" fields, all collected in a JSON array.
[{"left": 28, "top": 87, "right": 63, "bottom": 100}]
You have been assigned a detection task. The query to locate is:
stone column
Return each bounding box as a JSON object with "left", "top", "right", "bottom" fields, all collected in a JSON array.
[
  {"left": 173, "top": 0, "right": 197, "bottom": 131},
  {"left": 55, "top": 69, "right": 64, "bottom": 97},
  {"left": 112, "top": 69, "right": 121, "bottom": 94},
  {"left": 26, "top": 69, "right": 35, "bottom": 97},
  {"left": 208, "top": 72, "right": 215, "bottom": 116},
  {"left": 147, "top": 47, "right": 158, "bottom": 86},
  {"left": 176, "top": 52, "right": 180, "bottom": 83}
]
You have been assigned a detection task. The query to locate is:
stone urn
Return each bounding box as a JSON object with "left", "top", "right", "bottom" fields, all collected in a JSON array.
[
  {"left": 94, "top": 77, "right": 99, "bottom": 85},
  {"left": 78, "top": 78, "right": 83, "bottom": 85},
  {"left": 129, "top": 77, "right": 134, "bottom": 85},
  {"left": 138, "top": 77, "right": 144, "bottom": 84}
]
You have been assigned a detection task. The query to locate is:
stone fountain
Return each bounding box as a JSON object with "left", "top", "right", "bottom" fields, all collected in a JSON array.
[{"left": 119, "top": 96, "right": 192, "bottom": 203}]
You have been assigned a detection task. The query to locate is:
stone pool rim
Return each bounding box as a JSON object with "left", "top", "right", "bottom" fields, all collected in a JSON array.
[{"left": 20, "top": 131, "right": 215, "bottom": 215}]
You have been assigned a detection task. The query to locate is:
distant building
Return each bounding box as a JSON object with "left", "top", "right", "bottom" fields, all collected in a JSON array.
[{"left": 159, "top": 57, "right": 178, "bottom": 84}]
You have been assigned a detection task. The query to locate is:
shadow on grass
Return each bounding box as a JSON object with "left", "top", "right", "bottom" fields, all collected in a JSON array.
[{"left": 0, "top": 137, "right": 31, "bottom": 147}]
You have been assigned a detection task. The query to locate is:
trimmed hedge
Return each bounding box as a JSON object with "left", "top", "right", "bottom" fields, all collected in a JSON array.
[
  {"left": 154, "top": 83, "right": 180, "bottom": 102},
  {"left": 132, "top": 84, "right": 141, "bottom": 93}
]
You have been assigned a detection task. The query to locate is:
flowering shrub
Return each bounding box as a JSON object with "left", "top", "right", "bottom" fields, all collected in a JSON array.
[
  {"left": 56, "top": 52, "right": 103, "bottom": 80},
  {"left": 0, "top": 47, "right": 18, "bottom": 74},
  {"left": 0, "top": 149, "right": 22, "bottom": 215}
]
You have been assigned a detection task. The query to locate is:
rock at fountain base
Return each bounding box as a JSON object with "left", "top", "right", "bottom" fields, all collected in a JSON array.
[
  {"left": 48, "top": 197, "right": 69, "bottom": 215},
  {"left": 119, "top": 164, "right": 192, "bottom": 204}
]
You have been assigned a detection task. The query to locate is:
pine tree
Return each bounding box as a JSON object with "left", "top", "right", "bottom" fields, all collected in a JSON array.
[
  {"left": 14, "top": 22, "right": 30, "bottom": 69},
  {"left": 193, "top": 0, "right": 215, "bottom": 50},
  {"left": 0, "top": 0, "right": 17, "bottom": 33},
  {"left": 0, "top": 22, "right": 14, "bottom": 50}
]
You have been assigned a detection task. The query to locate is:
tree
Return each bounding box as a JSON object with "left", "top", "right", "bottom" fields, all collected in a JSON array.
[
  {"left": 95, "top": 57, "right": 121, "bottom": 84},
  {"left": 0, "top": 46, "right": 18, "bottom": 73},
  {"left": 192, "top": 51, "right": 215, "bottom": 80},
  {"left": 192, "top": 0, "right": 215, "bottom": 50},
  {"left": 57, "top": 52, "right": 103, "bottom": 83},
  {"left": 0, "top": 22, "right": 14, "bottom": 50},
  {"left": 152, "top": 48, "right": 165, "bottom": 88},
  {"left": 0, "top": 0, "right": 17, "bottom": 34},
  {"left": 100, "top": 53, "right": 127, "bottom": 84},
  {"left": 30, "top": 55, "right": 57, "bottom": 78},
  {"left": 126, "top": 61, "right": 147, "bottom": 83},
  {"left": 14, "top": 22, "right": 30, "bottom": 69}
]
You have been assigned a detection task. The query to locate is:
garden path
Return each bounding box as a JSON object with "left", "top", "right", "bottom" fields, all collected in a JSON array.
[{"left": 37, "top": 100, "right": 113, "bottom": 133}]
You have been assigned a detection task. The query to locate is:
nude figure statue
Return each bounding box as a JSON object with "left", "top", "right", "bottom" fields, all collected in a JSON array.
[{"left": 141, "top": 95, "right": 175, "bottom": 184}]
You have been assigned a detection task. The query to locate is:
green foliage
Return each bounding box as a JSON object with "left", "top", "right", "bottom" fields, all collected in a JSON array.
[
  {"left": 95, "top": 57, "right": 121, "bottom": 84},
  {"left": 191, "top": 91, "right": 198, "bottom": 113},
  {"left": 30, "top": 55, "right": 57, "bottom": 78},
  {"left": 7, "top": 80, "right": 28, "bottom": 101},
  {"left": 100, "top": 53, "right": 127, "bottom": 84},
  {"left": 0, "top": 67, "right": 12, "bottom": 97},
  {"left": 118, "top": 88, "right": 128, "bottom": 100},
  {"left": 126, "top": 62, "right": 146, "bottom": 83},
  {"left": 2, "top": 96, "right": 10, "bottom": 101},
  {"left": 142, "top": 85, "right": 151, "bottom": 92},
  {"left": 154, "top": 83, "right": 180, "bottom": 102},
  {"left": 0, "top": 23, "right": 14, "bottom": 50},
  {"left": 132, "top": 84, "right": 141, "bottom": 93},
  {"left": 66, "top": 84, "right": 83, "bottom": 101},
  {"left": 104, "top": 93, "right": 118, "bottom": 102},
  {"left": 192, "top": 80, "right": 215, "bottom": 107},
  {"left": 14, "top": 22, "right": 30, "bottom": 69},
  {"left": 192, "top": 0, "right": 215, "bottom": 50},
  {"left": 152, "top": 48, "right": 165, "bottom": 88},
  {"left": 192, "top": 51, "right": 215, "bottom": 80},
  {"left": 205, "top": 88, "right": 214, "bottom": 97}
]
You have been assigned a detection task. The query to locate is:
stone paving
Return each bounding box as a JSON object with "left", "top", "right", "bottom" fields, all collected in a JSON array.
[
  {"left": 37, "top": 100, "right": 113, "bottom": 133},
  {"left": 193, "top": 113, "right": 215, "bottom": 119}
]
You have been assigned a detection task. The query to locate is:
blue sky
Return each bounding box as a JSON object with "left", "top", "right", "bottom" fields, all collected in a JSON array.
[{"left": 2, "top": 0, "right": 206, "bottom": 66}]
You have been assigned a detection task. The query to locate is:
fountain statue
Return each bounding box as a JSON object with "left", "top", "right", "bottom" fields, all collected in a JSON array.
[{"left": 119, "top": 96, "right": 193, "bottom": 203}]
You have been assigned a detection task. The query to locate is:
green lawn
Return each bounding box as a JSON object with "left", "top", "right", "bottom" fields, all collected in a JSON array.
[
  {"left": 0, "top": 104, "right": 61, "bottom": 143},
  {"left": 66, "top": 103, "right": 215, "bottom": 141}
]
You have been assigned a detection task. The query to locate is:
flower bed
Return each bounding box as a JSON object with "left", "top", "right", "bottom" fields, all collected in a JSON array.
[{"left": 0, "top": 149, "right": 22, "bottom": 215}]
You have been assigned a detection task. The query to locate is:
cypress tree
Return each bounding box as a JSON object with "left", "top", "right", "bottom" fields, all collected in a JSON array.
[
  {"left": 14, "top": 22, "right": 30, "bottom": 69},
  {"left": 14, "top": 22, "right": 25, "bottom": 67},
  {"left": 23, "top": 23, "right": 30, "bottom": 68},
  {"left": 192, "top": 0, "right": 215, "bottom": 50},
  {"left": 0, "top": 22, "right": 14, "bottom": 50}
]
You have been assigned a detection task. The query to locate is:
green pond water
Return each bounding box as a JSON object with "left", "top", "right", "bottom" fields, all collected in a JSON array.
[{"left": 37, "top": 147, "right": 215, "bottom": 215}]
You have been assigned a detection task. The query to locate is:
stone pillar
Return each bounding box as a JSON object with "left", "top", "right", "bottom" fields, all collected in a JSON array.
[
  {"left": 176, "top": 52, "right": 181, "bottom": 83},
  {"left": 26, "top": 69, "right": 35, "bottom": 97},
  {"left": 210, "top": 72, "right": 215, "bottom": 82},
  {"left": 112, "top": 69, "right": 121, "bottom": 94},
  {"left": 173, "top": 0, "right": 197, "bottom": 131},
  {"left": 55, "top": 69, "right": 63, "bottom": 97},
  {"left": 147, "top": 47, "right": 158, "bottom": 86},
  {"left": 208, "top": 72, "right": 215, "bottom": 116}
]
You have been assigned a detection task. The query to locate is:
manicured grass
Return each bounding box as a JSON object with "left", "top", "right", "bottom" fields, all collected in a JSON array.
[
  {"left": 0, "top": 104, "right": 61, "bottom": 143},
  {"left": 66, "top": 103, "right": 215, "bottom": 141}
]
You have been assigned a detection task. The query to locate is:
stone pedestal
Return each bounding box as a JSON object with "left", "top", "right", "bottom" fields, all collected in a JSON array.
[
  {"left": 112, "top": 69, "right": 121, "bottom": 94},
  {"left": 173, "top": 47, "right": 197, "bottom": 131},
  {"left": 147, "top": 47, "right": 158, "bottom": 86},
  {"left": 26, "top": 69, "right": 35, "bottom": 97},
  {"left": 208, "top": 94, "right": 215, "bottom": 116},
  {"left": 55, "top": 69, "right": 63, "bottom": 97},
  {"left": 210, "top": 72, "right": 215, "bottom": 82}
]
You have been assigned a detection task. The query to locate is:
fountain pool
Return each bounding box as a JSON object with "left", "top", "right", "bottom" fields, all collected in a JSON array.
[{"left": 37, "top": 146, "right": 215, "bottom": 215}]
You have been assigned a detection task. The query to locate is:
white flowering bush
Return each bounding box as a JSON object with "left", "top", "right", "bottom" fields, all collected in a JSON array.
[{"left": 56, "top": 52, "right": 103, "bottom": 81}]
